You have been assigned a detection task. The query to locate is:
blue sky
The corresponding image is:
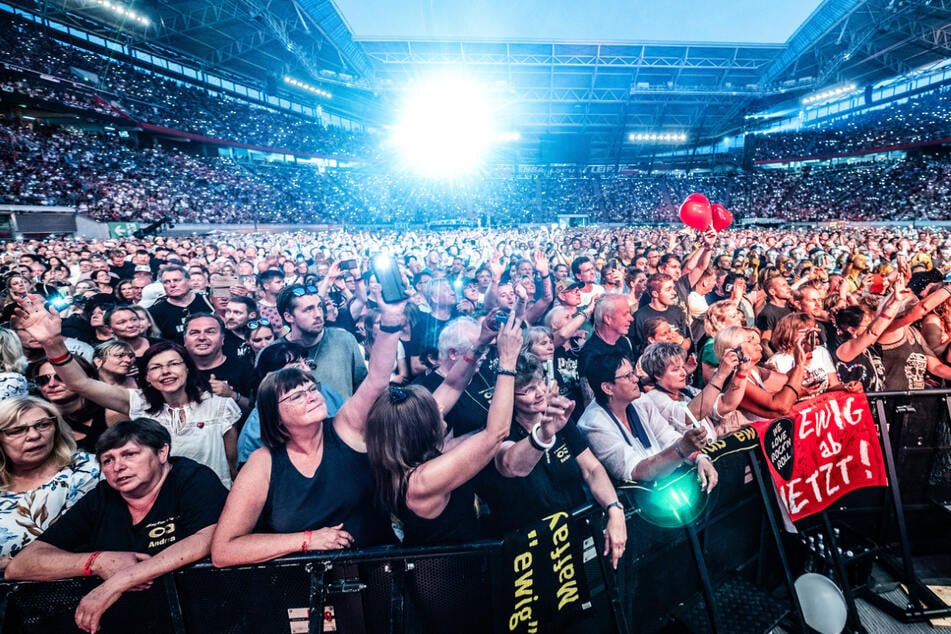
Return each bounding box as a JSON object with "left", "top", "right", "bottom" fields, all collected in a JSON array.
[{"left": 332, "top": 0, "right": 825, "bottom": 43}]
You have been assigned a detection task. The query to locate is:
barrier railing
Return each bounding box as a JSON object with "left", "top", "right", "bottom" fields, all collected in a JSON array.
[{"left": 2, "top": 390, "right": 949, "bottom": 633}]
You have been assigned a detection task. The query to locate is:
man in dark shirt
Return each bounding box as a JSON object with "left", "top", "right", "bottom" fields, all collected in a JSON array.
[
  {"left": 6, "top": 419, "right": 227, "bottom": 634},
  {"left": 755, "top": 275, "right": 793, "bottom": 357},
  {"left": 579, "top": 294, "right": 634, "bottom": 379},
  {"left": 631, "top": 273, "right": 690, "bottom": 355},
  {"left": 183, "top": 313, "right": 253, "bottom": 413},
  {"left": 148, "top": 265, "right": 214, "bottom": 343}
]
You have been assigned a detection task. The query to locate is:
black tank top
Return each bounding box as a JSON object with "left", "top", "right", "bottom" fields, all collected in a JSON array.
[
  {"left": 398, "top": 480, "right": 480, "bottom": 546},
  {"left": 260, "top": 419, "right": 393, "bottom": 547}
]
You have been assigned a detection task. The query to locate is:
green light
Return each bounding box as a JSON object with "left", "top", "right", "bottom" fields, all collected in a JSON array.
[{"left": 636, "top": 468, "right": 709, "bottom": 528}]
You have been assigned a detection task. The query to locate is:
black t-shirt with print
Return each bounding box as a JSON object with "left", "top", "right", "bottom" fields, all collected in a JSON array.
[
  {"left": 39, "top": 457, "right": 227, "bottom": 555},
  {"left": 474, "top": 422, "right": 589, "bottom": 536},
  {"left": 413, "top": 365, "right": 495, "bottom": 436}
]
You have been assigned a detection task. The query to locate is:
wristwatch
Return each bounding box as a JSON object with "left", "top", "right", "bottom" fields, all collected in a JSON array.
[{"left": 606, "top": 501, "right": 625, "bottom": 514}]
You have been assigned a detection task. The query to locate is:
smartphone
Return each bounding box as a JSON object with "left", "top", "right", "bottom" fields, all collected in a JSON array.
[
  {"left": 46, "top": 293, "right": 70, "bottom": 311},
  {"left": 338, "top": 259, "right": 358, "bottom": 271},
  {"left": 490, "top": 308, "right": 510, "bottom": 331},
  {"left": 370, "top": 254, "right": 408, "bottom": 304}
]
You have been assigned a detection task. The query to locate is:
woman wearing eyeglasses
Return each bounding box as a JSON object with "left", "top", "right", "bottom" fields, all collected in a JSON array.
[
  {"left": 92, "top": 341, "right": 138, "bottom": 389},
  {"left": 210, "top": 301, "right": 405, "bottom": 565},
  {"left": 0, "top": 396, "right": 99, "bottom": 573},
  {"left": 12, "top": 301, "right": 240, "bottom": 488}
]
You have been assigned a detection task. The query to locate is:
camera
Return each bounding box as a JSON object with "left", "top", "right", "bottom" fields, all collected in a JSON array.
[{"left": 731, "top": 345, "right": 750, "bottom": 365}]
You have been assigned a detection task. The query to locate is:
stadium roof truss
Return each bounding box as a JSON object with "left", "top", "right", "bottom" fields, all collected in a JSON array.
[{"left": 5, "top": 0, "right": 951, "bottom": 163}]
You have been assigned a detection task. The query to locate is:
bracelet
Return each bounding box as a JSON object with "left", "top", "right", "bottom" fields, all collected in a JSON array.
[
  {"left": 496, "top": 368, "right": 517, "bottom": 377},
  {"left": 49, "top": 352, "right": 73, "bottom": 367},
  {"left": 83, "top": 551, "right": 103, "bottom": 577},
  {"left": 674, "top": 442, "right": 689, "bottom": 462},
  {"left": 691, "top": 452, "right": 712, "bottom": 464},
  {"left": 734, "top": 373, "right": 747, "bottom": 380},
  {"left": 301, "top": 530, "right": 312, "bottom": 552},
  {"left": 606, "top": 501, "right": 624, "bottom": 514},
  {"left": 232, "top": 392, "right": 241, "bottom": 403},
  {"left": 462, "top": 355, "right": 478, "bottom": 365},
  {"left": 709, "top": 382, "right": 723, "bottom": 392},
  {"left": 47, "top": 351, "right": 71, "bottom": 365},
  {"left": 529, "top": 423, "right": 556, "bottom": 452},
  {"left": 783, "top": 383, "right": 801, "bottom": 399},
  {"left": 378, "top": 323, "right": 403, "bottom": 334}
]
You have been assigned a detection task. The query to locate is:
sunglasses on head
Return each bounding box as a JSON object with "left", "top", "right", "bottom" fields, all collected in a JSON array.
[
  {"left": 248, "top": 318, "right": 271, "bottom": 330},
  {"left": 291, "top": 285, "right": 320, "bottom": 297}
]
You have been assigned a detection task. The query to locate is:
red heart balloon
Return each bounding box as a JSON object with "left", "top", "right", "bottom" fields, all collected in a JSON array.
[
  {"left": 711, "top": 203, "right": 733, "bottom": 232},
  {"left": 679, "top": 193, "right": 712, "bottom": 231}
]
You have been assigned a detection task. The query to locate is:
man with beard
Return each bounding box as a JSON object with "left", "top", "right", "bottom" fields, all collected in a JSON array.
[{"left": 276, "top": 284, "right": 366, "bottom": 399}]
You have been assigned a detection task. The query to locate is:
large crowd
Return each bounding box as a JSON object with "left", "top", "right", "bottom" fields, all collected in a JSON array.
[
  {"left": 2, "top": 11, "right": 951, "bottom": 631},
  {"left": 0, "top": 224, "right": 948, "bottom": 630},
  {"left": 3, "top": 120, "right": 951, "bottom": 226}
]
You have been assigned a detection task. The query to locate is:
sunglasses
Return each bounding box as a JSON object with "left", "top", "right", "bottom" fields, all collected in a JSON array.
[
  {"left": 35, "top": 373, "right": 62, "bottom": 387},
  {"left": 248, "top": 318, "right": 271, "bottom": 330},
  {"left": 290, "top": 285, "right": 320, "bottom": 297}
]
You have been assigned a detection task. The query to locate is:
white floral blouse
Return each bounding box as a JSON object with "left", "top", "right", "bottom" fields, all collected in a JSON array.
[{"left": 0, "top": 451, "right": 100, "bottom": 558}]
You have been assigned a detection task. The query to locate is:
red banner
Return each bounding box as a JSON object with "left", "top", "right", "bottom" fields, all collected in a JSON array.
[{"left": 752, "top": 391, "right": 888, "bottom": 522}]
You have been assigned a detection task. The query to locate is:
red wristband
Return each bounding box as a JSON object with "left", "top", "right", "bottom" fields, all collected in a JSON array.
[
  {"left": 301, "top": 530, "right": 312, "bottom": 552},
  {"left": 48, "top": 351, "right": 71, "bottom": 365},
  {"left": 734, "top": 373, "right": 747, "bottom": 380},
  {"left": 462, "top": 355, "right": 478, "bottom": 365},
  {"left": 83, "top": 551, "right": 103, "bottom": 576}
]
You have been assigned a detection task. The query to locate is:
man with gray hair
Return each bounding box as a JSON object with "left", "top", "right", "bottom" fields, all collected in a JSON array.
[
  {"left": 412, "top": 315, "right": 497, "bottom": 435},
  {"left": 579, "top": 294, "right": 635, "bottom": 379}
]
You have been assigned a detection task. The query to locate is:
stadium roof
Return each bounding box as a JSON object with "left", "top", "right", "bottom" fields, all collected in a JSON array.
[{"left": 5, "top": 0, "right": 951, "bottom": 163}]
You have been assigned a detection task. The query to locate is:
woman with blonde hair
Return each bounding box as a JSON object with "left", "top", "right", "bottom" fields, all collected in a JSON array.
[
  {"left": 0, "top": 396, "right": 99, "bottom": 570},
  {"left": 714, "top": 326, "right": 807, "bottom": 422},
  {"left": 699, "top": 300, "right": 745, "bottom": 383},
  {"left": 0, "top": 326, "right": 29, "bottom": 399}
]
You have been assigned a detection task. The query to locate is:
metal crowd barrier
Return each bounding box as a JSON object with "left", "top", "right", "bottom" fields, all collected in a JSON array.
[{"left": 1, "top": 390, "right": 949, "bottom": 633}]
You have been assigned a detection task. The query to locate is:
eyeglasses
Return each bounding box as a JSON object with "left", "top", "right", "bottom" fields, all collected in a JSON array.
[
  {"left": 3, "top": 417, "right": 56, "bottom": 438},
  {"left": 290, "top": 285, "right": 320, "bottom": 297},
  {"left": 279, "top": 384, "right": 322, "bottom": 405},
  {"left": 146, "top": 359, "right": 186, "bottom": 375},
  {"left": 248, "top": 318, "right": 271, "bottom": 330},
  {"left": 515, "top": 383, "right": 546, "bottom": 396},
  {"left": 614, "top": 371, "right": 637, "bottom": 383},
  {"left": 35, "top": 373, "right": 62, "bottom": 387}
]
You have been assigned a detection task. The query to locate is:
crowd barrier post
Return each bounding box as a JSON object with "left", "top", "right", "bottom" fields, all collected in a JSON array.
[
  {"left": 861, "top": 389, "right": 951, "bottom": 623},
  {"left": 747, "top": 450, "right": 809, "bottom": 634}
]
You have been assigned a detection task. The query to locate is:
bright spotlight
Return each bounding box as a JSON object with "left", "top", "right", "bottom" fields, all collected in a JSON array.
[{"left": 391, "top": 78, "right": 496, "bottom": 178}]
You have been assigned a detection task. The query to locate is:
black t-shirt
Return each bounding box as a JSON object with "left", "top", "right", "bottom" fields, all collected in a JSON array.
[
  {"left": 578, "top": 332, "right": 633, "bottom": 380},
  {"left": 222, "top": 330, "right": 254, "bottom": 366},
  {"left": 195, "top": 356, "right": 254, "bottom": 401},
  {"left": 39, "top": 457, "right": 227, "bottom": 555},
  {"left": 148, "top": 294, "right": 215, "bottom": 343},
  {"left": 406, "top": 311, "right": 452, "bottom": 363},
  {"left": 474, "top": 422, "right": 589, "bottom": 536},
  {"left": 398, "top": 479, "right": 480, "bottom": 546},
  {"left": 630, "top": 303, "right": 689, "bottom": 353},
  {"left": 754, "top": 302, "right": 791, "bottom": 335},
  {"left": 413, "top": 366, "right": 495, "bottom": 436}
]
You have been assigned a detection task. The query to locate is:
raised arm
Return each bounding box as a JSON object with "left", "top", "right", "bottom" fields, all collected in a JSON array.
[
  {"left": 335, "top": 300, "right": 405, "bottom": 440},
  {"left": 495, "top": 391, "right": 575, "bottom": 478},
  {"left": 13, "top": 296, "right": 131, "bottom": 414},
  {"left": 403, "top": 316, "right": 521, "bottom": 519}
]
